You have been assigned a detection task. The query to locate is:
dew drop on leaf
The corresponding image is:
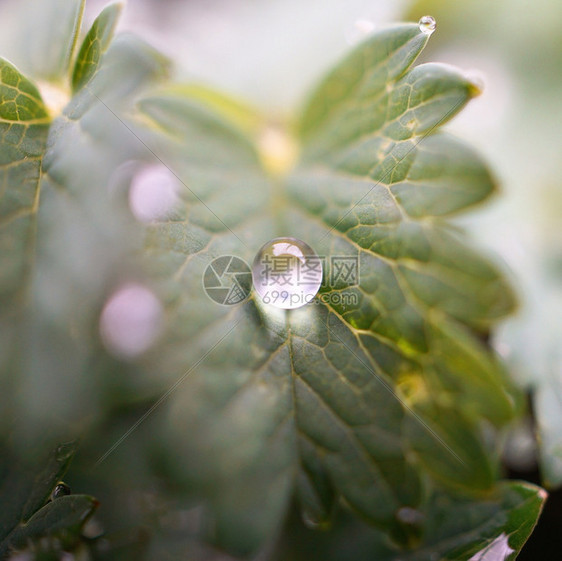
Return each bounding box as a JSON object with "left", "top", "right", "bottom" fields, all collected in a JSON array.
[
  {"left": 252, "top": 237, "right": 323, "bottom": 309},
  {"left": 51, "top": 482, "right": 71, "bottom": 500},
  {"left": 418, "top": 15, "right": 436, "bottom": 34}
]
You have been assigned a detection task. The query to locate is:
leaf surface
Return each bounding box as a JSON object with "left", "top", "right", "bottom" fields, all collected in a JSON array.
[
  {"left": 136, "top": 24, "right": 521, "bottom": 554},
  {"left": 0, "top": 58, "right": 50, "bottom": 303},
  {"left": 277, "top": 481, "right": 546, "bottom": 561},
  {"left": 0, "top": 5, "right": 543, "bottom": 558}
]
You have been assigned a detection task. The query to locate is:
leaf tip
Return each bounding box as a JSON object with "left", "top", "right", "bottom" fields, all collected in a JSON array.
[
  {"left": 538, "top": 487, "right": 549, "bottom": 500},
  {"left": 55, "top": 440, "right": 78, "bottom": 462},
  {"left": 105, "top": 1, "right": 124, "bottom": 21},
  {"left": 465, "top": 71, "right": 485, "bottom": 97}
]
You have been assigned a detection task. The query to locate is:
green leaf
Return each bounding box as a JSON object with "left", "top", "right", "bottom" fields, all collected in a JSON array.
[
  {"left": 0, "top": 60, "right": 49, "bottom": 122},
  {"left": 0, "top": 9, "right": 169, "bottom": 431},
  {"left": 0, "top": 442, "right": 76, "bottom": 542},
  {"left": 277, "top": 481, "right": 546, "bottom": 561},
  {"left": 438, "top": 482, "right": 546, "bottom": 561},
  {"left": 0, "top": 58, "right": 50, "bottom": 303},
  {"left": 298, "top": 25, "right": 430, "bottom": 143},
  {"left": 135, "top": 23, "right": 520, "bottom": 554},
  {"left": 0, "top": 441, "right": 97, "bottom": 558},
  {"left": 388, "top": 134, "right": 496, "bottom": 217},
  {"left": 71, "top": 3, "right": 122, "bottom": 93},
  {"left": 0, "top": 58, "right": 50, "bottom": 417},
  {"left": 0, "top": 496, "right": 97, "bottom": 557}
]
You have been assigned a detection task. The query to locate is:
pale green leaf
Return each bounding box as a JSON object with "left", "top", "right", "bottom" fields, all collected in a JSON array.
[{"left": 9, "top": 0, "right": 85, "bottom": 82}]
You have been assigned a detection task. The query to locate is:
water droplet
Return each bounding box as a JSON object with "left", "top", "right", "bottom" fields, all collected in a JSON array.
[
  {"left": 252, "top": 238, "right": 322, "bottom": 309},
  {"left": 51, "top": 482, "right": 71, "bottom": 500},
  {"left": 418, "top": 15, "right": 436, "bottom": 34},
  {"left": 99, "top": 283, "right": 163, "bottom": 359}
]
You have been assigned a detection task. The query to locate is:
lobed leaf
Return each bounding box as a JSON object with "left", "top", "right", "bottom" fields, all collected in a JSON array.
[
  {"left": 0, "top": 5, "right": 542, "bottom": 558},
  {"left": 136, "top": 23, "right": 521, "bottom": 554}
]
